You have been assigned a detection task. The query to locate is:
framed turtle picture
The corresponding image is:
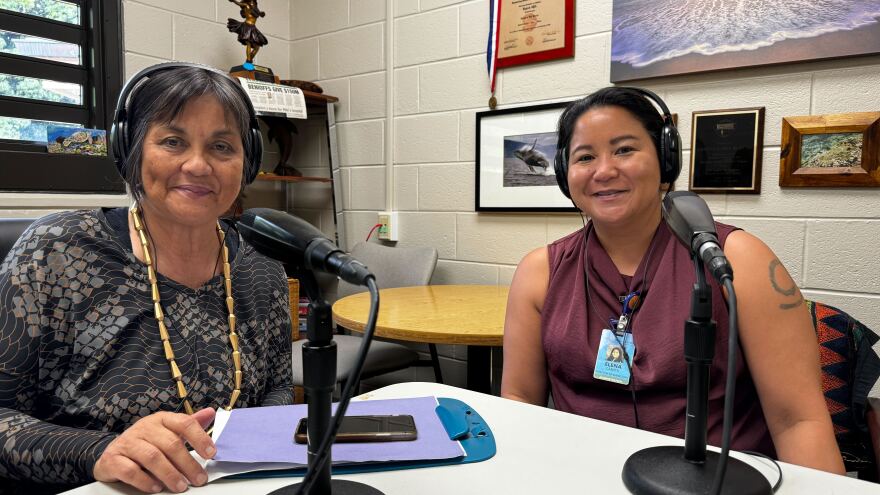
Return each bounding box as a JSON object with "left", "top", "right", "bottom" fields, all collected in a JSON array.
[
  {"left": 46, "top": 125, "right": 107, "bottom": 156},
  {"left": 475, "top": 101, "right": 575, "bottom": 212}
]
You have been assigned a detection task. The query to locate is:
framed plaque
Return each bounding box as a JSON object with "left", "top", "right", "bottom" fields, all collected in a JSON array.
[
  {"left": 495, "top": 0, "right": 575, "bottom": 69},
  {"left": 689, "top": 108, "right": 764, "bottom": 194},
  {"left": 779, "top": 112, "right": 880, "bottom": 187}
]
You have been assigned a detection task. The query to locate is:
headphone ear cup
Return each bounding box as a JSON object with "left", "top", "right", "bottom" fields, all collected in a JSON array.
[
  {"left": 245, "top": 126, "right": 263, "bottom": 184},
  {"left": 554, "top": 147, "right": 571, "bottom": 199},
  {"left": 111, "top": 118, "right": 127, "bottom": 177},
  {"left": 661, "top": 124, "right": 682, "bottom": 184}
]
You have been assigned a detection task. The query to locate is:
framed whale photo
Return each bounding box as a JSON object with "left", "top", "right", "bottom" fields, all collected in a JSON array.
[
  {"left": 475, "top": 101, "right": 575, "bottom": 212},
  {"left": 610, "top": 1, "right": 880, "bottom": 82}
]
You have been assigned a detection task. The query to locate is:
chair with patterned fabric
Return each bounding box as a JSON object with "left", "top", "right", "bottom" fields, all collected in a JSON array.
[
  {"left": 0, "top": 218, "right": 36, "bottom": 263},
  {"left": 806, "top": 300, "right": 880, "bottom": 481}
]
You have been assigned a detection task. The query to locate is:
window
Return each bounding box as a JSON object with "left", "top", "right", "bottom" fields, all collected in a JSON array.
[{"left": 0, "top": 0, "right": 123, "bottom": 193}]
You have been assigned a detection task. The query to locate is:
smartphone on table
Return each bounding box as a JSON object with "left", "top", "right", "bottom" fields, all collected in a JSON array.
[{"left": 293, "top": 414, "right": 418, "bottom": 444}]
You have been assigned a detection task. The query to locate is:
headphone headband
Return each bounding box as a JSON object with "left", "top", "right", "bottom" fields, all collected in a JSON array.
[{"left": 110, "top": 61, "right": 263, "bottom": 186}]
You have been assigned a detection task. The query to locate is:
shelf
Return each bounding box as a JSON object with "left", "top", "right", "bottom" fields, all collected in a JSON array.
[
  {"left": 255, "top": 173, "right": 332, "bottom": 183},
  {"left": 302, "top": 90, "right": 338, "bottom": 104}
]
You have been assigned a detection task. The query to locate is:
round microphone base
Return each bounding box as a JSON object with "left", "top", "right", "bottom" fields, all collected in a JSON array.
[
  {"left": 267, "top": 479, "right": 385, "bottom": 495},
  {"left": 622, "top": 446, "right": 771, "bottom": 495}
]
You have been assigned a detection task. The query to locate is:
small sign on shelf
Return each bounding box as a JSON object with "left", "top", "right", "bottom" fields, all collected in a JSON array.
[{"left": 237, "top": 78, "right": 307, "bottom": 119}]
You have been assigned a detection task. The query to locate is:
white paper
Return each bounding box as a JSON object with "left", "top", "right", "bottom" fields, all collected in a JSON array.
[{"left": 237, "top": 78, "right": 307, "bottom": 119}]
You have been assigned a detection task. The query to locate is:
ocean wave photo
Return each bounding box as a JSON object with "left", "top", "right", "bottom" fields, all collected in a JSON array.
[{"left": 611, "top": 0, "right": 880, "bottom": 81}]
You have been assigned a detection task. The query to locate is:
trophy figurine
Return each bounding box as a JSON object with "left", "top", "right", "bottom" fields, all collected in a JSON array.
[{"left": 227, "top": 0, "right": 277, "bottom": 82}]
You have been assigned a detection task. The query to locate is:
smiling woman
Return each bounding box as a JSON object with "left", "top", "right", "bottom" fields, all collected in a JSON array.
[
  {"left": 0, "top": 63, "right": 292, "bottom": 494},
  {"left": 501, "top": 86, "right": 847, "bottom": 477}
]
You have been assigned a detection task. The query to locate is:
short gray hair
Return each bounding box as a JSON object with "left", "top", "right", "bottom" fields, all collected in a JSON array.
[{"left": 121, "top": 66, "right": 254, "bottom": 200}]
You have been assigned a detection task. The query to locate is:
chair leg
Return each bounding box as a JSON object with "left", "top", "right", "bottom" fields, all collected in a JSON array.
[{"left": 429, "top": 344, "right": 444, "bottom": 383}]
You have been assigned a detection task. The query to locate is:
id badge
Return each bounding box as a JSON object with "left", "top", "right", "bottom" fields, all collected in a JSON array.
[{"left": 593, "top": 328, "right": 636, "bottom": 385}]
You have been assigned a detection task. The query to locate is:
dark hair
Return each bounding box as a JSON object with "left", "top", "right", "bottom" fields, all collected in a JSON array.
[
  {"left": 121, "top": 66, "right": 253, "bottom": 200},
  {"left": 554, "top": 87, "right": 666, "bottom": 191}
]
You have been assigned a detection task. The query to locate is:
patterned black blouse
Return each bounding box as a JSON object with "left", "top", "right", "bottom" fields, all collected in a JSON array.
[{"left": 0, "top": 208, "right": 293, "bottom": 491}]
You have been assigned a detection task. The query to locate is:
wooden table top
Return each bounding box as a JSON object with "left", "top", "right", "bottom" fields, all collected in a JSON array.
[{"left": 331, "top": 285, "right": 509, "bottom": 346}]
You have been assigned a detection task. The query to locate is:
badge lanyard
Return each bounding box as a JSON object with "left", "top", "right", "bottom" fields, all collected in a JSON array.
[{"left": 582, "top": 222, "right": 659, "bottom": 386}]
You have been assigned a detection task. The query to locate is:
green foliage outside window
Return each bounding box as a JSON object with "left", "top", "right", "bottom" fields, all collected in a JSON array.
[
  {"left": 0, "top": 2, "right": 81, "bottom": 141},
  {"left": 0, "top": 0, "right": 79, "bottom": 24}
]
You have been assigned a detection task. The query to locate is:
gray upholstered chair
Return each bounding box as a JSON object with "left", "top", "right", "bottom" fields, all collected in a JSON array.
[
  {"left": 292, "top": 241, "right": 440, "bottom": 391},
  {"left": 0, "top": 218, "right": 36, "bottom": 262}
]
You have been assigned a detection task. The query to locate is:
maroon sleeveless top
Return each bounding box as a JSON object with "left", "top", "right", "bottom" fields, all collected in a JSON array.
[{"left": 542, "top": 220, "right": 775, "bottom": 456}]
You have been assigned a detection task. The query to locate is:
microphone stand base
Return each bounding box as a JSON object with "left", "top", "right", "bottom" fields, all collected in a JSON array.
[
  {"left": 267, "top": 479, "right": 386, "bottom": 495},
  {"left": 622, "top": 446, "right": 771, "bottom": 495}
]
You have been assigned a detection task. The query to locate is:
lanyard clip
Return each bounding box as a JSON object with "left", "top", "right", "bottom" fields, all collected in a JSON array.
[{"left": 615, "top": 314, "right": 629, "bottom": 335}]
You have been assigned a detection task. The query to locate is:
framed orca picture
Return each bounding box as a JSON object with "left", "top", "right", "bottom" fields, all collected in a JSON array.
[{"left": 475, "top": 101, "right": 575, "bottom": 212}]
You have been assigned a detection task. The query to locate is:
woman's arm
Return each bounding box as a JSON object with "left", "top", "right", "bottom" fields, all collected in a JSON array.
[
  {"left": 724, "top": 230, "right": 845, "bottom": 474},
  {"left": 500, "top": 247, "right": 551, "bottom": 406},
  {"left": 261, "top": 276, "right": 294, "bottom": 406},
  {"left": 0, "top": 241, "right": 119, "bottom": 484}
]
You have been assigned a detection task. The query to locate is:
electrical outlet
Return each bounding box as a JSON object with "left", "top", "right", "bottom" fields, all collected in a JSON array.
[{"left": 377, "top": 211, "right": 398, "bottom": 241}]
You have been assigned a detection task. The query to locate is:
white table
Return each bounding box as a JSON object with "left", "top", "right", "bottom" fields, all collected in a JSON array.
[{"left": 63, "top": 382, "right": 879, "bottom": 495}]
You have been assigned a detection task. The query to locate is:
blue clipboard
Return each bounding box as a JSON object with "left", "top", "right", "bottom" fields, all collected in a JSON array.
[{"left": 230, "top": 397, "right": 495, "bottom": 479}]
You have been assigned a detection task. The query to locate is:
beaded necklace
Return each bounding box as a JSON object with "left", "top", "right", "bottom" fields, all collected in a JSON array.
[{"left": 130, "top": 204, "right": 242, "bottom": 415}]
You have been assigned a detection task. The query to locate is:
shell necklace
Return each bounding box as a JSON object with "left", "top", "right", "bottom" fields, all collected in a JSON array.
[{"left": 130, "top": 204, "right": 242, "bottom": 414}]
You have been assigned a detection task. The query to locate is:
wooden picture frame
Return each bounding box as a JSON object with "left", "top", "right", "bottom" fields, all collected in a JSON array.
[
  {"left": 475, "top": 101, "right": 575, "bottom": 212},
  {"left": 689, "top": 108, "right": 764, "bottom": 194},
  {"left": 779, "top": 112, "right": 880, "bottom": 187}
]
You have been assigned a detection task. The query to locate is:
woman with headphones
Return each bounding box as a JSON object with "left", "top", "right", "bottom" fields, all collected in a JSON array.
[
  {"left": 501, "top": 87, "right": 846, "bottom": 474},
  {"left": 0, "top": 63, "right": 292, "bottom": 493}
]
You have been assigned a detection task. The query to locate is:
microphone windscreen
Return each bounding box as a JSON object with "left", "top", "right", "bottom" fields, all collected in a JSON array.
[
  {"left": 238, "top": 208, "right": 327, "bottom": 265},
  {"left": 662, "top": 191, "right": 717, "bottom": 251}
]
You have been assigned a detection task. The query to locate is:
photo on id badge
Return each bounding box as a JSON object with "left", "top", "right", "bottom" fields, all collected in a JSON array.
[{"left": 594, "top": 328, "right": 635, "bottom": 385}]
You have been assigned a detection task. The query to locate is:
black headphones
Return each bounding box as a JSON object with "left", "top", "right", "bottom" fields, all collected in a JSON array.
[
  {"left": 554, "top": 87, "right": 681, "bottom": 199},
  {"left": 110, "top": 61, "right": 263, "bottom": 185}
]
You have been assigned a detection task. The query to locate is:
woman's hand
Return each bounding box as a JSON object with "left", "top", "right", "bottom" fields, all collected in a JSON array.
[{"left": 93, "top": 408, "right": 216, "bottom": 493}]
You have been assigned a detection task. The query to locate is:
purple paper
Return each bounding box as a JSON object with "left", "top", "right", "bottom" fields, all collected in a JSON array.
[{"left": 214, "top": 396, "right": 464, "bottom": 464}]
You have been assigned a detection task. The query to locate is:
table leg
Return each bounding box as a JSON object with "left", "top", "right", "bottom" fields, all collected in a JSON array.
[{"left": 467, "top": 346, "right": 491, "bottom": 394}]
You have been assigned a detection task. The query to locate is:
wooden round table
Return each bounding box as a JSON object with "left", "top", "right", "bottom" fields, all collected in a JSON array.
[{"left": 332, "top": 285, "right": 509, "bottom": 392}]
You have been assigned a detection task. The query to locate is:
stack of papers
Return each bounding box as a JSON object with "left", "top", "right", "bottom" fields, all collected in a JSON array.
[{"left": 200, "top": 396, "right": 465, "bottom": 481}]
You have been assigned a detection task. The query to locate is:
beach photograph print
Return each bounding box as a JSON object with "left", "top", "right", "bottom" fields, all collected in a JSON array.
[
  {"left": 610, "top": 1, "right": 880, "bottom": 82},
  {"left": 800, "top": 133, "right": 864, "bottom": 169},
  {"left": 503, "top": 132, "right": 557, "bottom": 187}
]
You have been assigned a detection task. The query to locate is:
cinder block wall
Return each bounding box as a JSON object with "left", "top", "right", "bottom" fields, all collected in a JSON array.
[
  {"left": 2, "top": 1, "right": 878, "bottom": 390},
  {"left": 287, "top": 0, "right": 880, "bottom": 389}
]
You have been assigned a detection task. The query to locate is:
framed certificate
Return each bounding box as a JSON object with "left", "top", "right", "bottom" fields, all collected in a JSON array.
[
  {"left": 495, "top": 0, "right": 575, "bottom": 68},
  {"left": 689, "top": 108, "right": 764, "bottom": 194}
]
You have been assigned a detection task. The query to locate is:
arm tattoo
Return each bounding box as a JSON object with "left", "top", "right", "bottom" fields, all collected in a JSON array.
[{"left": 768, "top": 259, "right": 803, "bottom": 310}]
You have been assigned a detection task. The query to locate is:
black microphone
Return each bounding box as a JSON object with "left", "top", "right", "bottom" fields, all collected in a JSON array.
[
  {"left": 662, "top": 191, "right": 733, "bottom": 283},
  {"left": 238, "top": 208, "right": 373, "bottom": 286}
]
